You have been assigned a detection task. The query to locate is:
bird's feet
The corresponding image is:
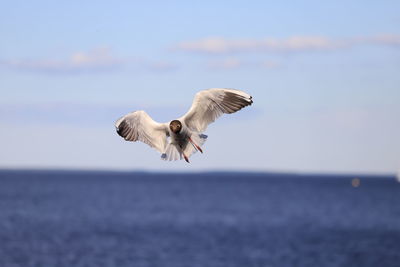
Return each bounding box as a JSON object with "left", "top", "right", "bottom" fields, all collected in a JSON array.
[
  {"left": 188, "top": 137, "right": 203, "bottom": 153},
  {"left": 184, "top": 154, "right": 190, "bottom": 163}
]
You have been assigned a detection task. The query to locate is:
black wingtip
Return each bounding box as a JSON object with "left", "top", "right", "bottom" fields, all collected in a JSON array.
[
  {"left": 116, "top": 126, "right": 124, "bottom": 138},
  {"left": 116, "top": 120, "right": 130, "bottom": 139}
]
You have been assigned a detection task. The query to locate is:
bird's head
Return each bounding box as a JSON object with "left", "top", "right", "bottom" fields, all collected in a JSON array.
[{"left": 169, "top": 120, "right": 182, "bottom": 134}]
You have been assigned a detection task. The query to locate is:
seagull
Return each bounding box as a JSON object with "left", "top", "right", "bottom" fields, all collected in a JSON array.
[{"left": 115, "top": 88, "right": 253, "bottom": 163}]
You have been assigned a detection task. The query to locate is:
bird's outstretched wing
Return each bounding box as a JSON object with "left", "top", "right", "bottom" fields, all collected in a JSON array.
[
  {"left": 115, "top": 110, "right": 168, "bottom": 153},
  {"left": 180, "top": 88, "right": 253, "bottom": 132}
]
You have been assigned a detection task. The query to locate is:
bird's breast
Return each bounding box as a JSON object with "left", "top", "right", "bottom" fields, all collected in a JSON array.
[{"left": 170, "top": 130, "right": 189, "bottom": 146}]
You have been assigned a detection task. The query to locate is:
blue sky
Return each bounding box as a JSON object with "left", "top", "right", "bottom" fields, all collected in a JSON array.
[{"left": 1, "top": 1, "right": 399, "bottom": 174}]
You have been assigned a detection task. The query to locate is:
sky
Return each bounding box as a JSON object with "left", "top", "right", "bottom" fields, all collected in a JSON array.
[{"left": 0, "top": 0, "right": 399, "bottom": 174}]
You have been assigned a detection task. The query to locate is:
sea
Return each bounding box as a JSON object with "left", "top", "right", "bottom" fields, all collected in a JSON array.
[{"left": 0, "top": 170, "right": 399, "bottom": 267}]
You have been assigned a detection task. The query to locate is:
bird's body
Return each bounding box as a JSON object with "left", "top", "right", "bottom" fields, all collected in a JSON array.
[{"left": 115, "top": 88, "right": 253, "bottom": 162}]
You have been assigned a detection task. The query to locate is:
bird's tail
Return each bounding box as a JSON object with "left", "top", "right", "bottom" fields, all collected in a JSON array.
[{"left": 161, "top": 143, "right": 182, "bottom": 161}]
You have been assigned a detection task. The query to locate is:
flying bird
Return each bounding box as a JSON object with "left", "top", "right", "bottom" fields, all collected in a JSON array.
[{"left": 115, "top": 88, "right": 253, "bottom": 163}]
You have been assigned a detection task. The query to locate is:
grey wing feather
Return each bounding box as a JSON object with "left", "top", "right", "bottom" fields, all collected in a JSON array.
[
  {"left": 115, "top": 110, "right": 168, "bottom": 153},
  {"left": 180, "top": 88, "right": 253, "bottom": 132}
]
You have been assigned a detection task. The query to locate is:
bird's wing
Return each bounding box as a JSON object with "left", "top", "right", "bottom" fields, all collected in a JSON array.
[
  {"left": 180, "top": 88, "right": 253, "bottom": 132},
  {"left": 115, "top": 110, "right": 168, "bottom": 153}
]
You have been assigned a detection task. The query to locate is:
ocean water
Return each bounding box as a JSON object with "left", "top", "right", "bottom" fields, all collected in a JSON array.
[{"left": 0, "top": 170, "right": 399, "bottom": 267}]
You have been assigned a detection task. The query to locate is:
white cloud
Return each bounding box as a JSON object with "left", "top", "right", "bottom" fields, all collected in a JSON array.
[
  {"left": 173, "top": 34, "right": 400, "bottom": 54},
  {"left": 174, "top": 36, "right": 346, "bottom": 54},
  {"left": 261, "top": 60, "right": 281, "bottom": 69},
  {"left": 0, "top": 47, "right": 180, "bottom": 74},
  {"left": 0, "top": 47, "right": 125, "bottom": 74},
  {"left": 365, "top": 34, "right": 400, "bottom": 46},
  {"left": 146, "top": 61, "right": 179, "bottom": 72},
  {"left": 208, "top": 57, "right": 280, "bottom": 70},
  {"left": 208, "top": 57, "right": 242, "bottom": 69},
  {"left": 69, "top": 47, "right": 121, "bottom": 67}
]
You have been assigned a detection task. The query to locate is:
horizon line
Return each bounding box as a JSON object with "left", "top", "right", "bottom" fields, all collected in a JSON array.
[{"left": 0, "top": 167, "right": 395, "bottom": 178}]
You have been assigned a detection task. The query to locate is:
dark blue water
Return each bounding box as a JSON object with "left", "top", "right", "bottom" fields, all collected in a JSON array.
[{"left": 0, "top": 170, "right": 399, "bottom": 267}]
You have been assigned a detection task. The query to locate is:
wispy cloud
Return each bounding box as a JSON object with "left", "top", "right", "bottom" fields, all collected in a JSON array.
[
  {"left": 174, "top": 36, "right": 346, "bottom": 54},
  {"left": 208, "top": 57, "right": 242, "bottom": 69},
  {"left": 361, "top": 34, "right": 400, "bottom": 46},
  {"left": 0, "top": 47, "right": 125, "bottom": 74},
  {"left": 0, "top": 47, "right": 180, "bottom": 75},
  {"left": 146, "top": 61, "right": 179, "bottom": 72},
  {"left": 173, "top": 34, "right": 400, "bottom": 54},
  {"left": 208, "top": 57, "right": 280, "bottom": 70}
]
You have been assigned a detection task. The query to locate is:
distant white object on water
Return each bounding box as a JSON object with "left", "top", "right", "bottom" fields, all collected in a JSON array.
[{"left": 115, "top": 88, "right": 253, "bottom": 163}]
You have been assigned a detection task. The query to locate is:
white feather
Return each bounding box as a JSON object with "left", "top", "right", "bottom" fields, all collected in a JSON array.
[
  {"left": 179, "top": 88, "right": 253, "bottom": 132},
  {"left": 115, "top": 110, "right": 168, "bottom": 153},
  {"left": 162, "top": 143, "right": 182, "bottom": 161}
]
